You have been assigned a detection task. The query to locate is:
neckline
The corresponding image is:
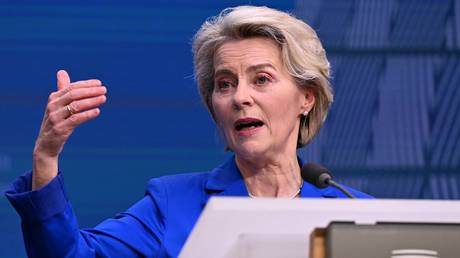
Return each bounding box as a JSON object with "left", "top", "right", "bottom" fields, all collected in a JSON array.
[{"left": 247, "top": 179, "right": 304, "bottom": 199}]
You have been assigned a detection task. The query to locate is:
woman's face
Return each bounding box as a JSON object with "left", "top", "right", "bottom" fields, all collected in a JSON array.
[{"left": 211, "top": 37, "right": 315, "bottom": 159}]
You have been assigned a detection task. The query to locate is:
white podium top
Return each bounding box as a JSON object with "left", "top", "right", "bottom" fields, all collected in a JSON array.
[{"left": 179, "top": 198, "right": 460, "bottom": 258}]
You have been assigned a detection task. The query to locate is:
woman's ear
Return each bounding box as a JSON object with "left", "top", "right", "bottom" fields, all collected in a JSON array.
[{"left": 301, "top": 88, "right": 315, "bottom": 115}]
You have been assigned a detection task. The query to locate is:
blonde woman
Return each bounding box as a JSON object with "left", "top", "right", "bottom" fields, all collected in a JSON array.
[{"left": 6, "top": 6, "right": 371, "bottom": 258}]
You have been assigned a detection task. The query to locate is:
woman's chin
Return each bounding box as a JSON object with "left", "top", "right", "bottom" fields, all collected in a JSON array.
[{"left": 232, "top": 141, "right": 269, "bottom": 159}]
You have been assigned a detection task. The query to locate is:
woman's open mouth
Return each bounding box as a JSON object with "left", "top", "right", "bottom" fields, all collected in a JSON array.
[{"left": 234, "top": 118, "right": 264, "bottom": 136}]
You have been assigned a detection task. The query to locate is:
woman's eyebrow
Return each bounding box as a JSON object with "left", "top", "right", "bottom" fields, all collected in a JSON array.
[
  {"left": 214, "top": 68, "right": 235, "bottom": 78},
  {"left": 214, "top": 63, "right": 276, "bottom": 78},
  {"left": 246, "top": 63, "right": 277, "bottom": 73}
]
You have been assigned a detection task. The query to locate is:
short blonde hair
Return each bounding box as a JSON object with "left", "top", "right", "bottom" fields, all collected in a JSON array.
[{"left": 193, "top": 5, "right": 333, "bottom": 147}]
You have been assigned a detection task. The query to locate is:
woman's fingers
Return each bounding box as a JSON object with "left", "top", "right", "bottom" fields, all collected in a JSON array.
[
  {"left": 56, "top": 70, "right": 103, "bottom": 91},
  {"left": 70, "top": 79, "right": 102, "bottom": 88},
  {"left": 52, "top": 95, "right": 107, "bottom": 120},
  {"left": 57, "top": 108, "right": 101, "bottom": 131},
  {"left": 57, "top": 70, "right": 71, "bottom": 90},
  {"left": 52, "top": 80, "right": 104, "bottom": 100},
  {"left": 50, "top": 86, "right": 107, "bottom": 110},
  {"left": 54, "top": 79, "right": 103, "bottom": 98},
  {"left": 69, "top": 95, "right": 107, "bottom": 115}
]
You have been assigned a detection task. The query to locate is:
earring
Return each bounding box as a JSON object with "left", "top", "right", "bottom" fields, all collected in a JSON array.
[{"left": 303, "top": 110, "right": 309, "bottom": 116}]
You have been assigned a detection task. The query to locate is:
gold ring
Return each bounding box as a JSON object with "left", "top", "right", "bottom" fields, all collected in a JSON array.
[{"left": 66, "top": 105, "right": 75, "bottom": 116}]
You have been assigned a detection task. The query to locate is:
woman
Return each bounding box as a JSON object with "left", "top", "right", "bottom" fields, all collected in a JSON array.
[{"left": 6, "top": 5, "right": 371, "bottom": 258}]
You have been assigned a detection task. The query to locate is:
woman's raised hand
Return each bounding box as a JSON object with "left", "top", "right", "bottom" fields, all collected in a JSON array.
[{"left": 32, "top": 70, "right": 107, "bottom": 190}]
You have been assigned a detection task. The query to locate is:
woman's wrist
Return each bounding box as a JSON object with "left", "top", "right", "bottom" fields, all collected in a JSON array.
[{"left": 32, "top": 151, "right": 59, "bottom": 190}]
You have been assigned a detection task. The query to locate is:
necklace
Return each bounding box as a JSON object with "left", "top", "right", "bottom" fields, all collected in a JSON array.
[{"left": 248, "top": 180, "right": 304, "bottom": 199}]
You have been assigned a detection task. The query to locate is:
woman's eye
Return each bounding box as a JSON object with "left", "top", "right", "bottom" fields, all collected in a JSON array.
[
  {"left": 216, "top": 80, "right": 232, "bottom": 91},
  {"left": 255, "top": 75, "right": 271, "bottom": 85}
]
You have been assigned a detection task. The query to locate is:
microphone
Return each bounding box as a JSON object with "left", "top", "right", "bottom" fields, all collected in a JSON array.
[{"left": 301, "top": 163, "right": 355, "bottom": 198}]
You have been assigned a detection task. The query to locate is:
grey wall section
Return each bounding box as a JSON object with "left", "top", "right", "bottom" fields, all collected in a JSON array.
[{"left": 0, "top": 0, "right": 458, "bottom": 257}]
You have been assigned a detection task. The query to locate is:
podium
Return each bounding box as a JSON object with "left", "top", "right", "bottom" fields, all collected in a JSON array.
[{"left": 179, "top": 198, "right": 460, "bottom": 258}]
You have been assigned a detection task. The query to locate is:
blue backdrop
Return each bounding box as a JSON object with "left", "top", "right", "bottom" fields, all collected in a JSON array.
[{"left": 1, "top": 0, "right": 459, "bottom": 257}]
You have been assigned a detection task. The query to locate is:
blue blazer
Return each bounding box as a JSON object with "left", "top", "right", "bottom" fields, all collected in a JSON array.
[{"left": 6, "top": 156, "right": 372, "bottom": 258}]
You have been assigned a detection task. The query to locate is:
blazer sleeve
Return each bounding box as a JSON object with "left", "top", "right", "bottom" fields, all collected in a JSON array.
[{"left": 5, "top": 171, "right": 167, "bottom": 258}]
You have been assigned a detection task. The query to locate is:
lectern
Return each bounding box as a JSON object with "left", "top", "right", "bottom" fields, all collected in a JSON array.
[{"left": 179, "top": 198, "right": 460, "bottom": 258}]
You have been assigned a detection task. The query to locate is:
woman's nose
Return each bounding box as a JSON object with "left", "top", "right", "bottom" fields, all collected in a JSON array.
[{"left": 232, "top": 83, "right": 253, "bottom": 110}]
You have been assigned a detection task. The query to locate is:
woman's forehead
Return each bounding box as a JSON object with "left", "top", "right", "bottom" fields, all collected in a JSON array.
[{"left": 213, "top": 37, "right": 283, "bottom": 72}]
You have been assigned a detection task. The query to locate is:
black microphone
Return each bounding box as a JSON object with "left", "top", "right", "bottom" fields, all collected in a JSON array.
[{"left": 301, "top": 163, "right": 355, "bottom": 198}]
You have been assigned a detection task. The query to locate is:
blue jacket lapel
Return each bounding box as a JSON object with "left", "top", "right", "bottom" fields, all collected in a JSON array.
[{"left": 205, "top": 155, "right": 248, "bottom": 197}]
